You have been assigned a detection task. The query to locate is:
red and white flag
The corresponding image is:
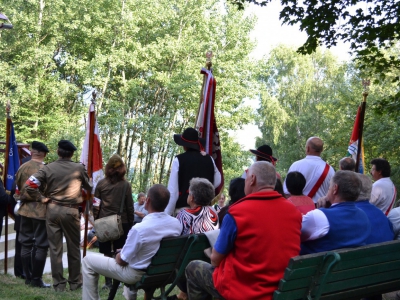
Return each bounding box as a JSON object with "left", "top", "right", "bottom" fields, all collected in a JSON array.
[
  {"left": 196, "top": 67, "right": 224, "bottom": 194},
  {"left": 80, "top": 103, "right": 104, "bottom": 196}
]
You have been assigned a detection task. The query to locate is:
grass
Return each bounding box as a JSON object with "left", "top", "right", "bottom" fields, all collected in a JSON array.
[
  {"left": 0, "top": 272, "right": 145, "bottom": 300},
  {"left": 0, "top": 245, "right": 181, "bottom": 300}
]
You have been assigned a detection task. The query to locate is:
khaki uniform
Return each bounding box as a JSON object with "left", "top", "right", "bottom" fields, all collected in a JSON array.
[
  {"left": 15, "top": 160, "right": 49, "bottom": 264},
  {"left": 25, "top": 158, "right": 92, "bottom": 291}
]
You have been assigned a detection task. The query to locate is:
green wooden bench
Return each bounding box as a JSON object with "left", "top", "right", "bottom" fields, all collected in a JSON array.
[
  {"left": 273, "top": 240, "right": 400, "bottom": 300},
  {"left": 131, "top": 233, "right": 211, "bottom": 300}
]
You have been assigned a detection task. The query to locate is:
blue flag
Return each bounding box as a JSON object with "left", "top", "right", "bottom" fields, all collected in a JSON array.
[{"left": 6, "top": 122, "right": 20, "bottom": 191}]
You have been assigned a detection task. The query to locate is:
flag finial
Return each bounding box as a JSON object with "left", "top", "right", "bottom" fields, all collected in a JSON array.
[
  {"left": 91, "top": 91, "right": 97, "bottom": 105},
  {"left": 206, "top": 51, "right": 213, "bottom": 71},
  {"left": 6, "top": 100, "right": 10, "bottom": 119},
  {"left": 362, "top": 79, "right": 370, "bottom": 102}
]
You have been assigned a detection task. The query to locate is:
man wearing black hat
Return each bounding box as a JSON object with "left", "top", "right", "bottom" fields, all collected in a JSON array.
[
  {"left": 165, "top": 128, "right": 221, "bottom": 216},
  {"left": 242, "top": 144, "right": 278, "bottom": 178},
  {"left": 25, "top": 139, "right": 92, "bottom": 292},
  {"left": 14, "top": 141, "right": 50, "bottom": 288}
]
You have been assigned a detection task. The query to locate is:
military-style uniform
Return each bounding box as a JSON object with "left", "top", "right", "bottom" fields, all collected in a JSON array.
[
  {"left": 15, "top": 159, "right": 48, "bottom": 286},
  {"left": 25, "top": 157, "right": 92, "bottom": 291}
]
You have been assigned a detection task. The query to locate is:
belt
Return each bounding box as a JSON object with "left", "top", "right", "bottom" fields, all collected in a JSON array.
[{"left": 48, "top": 200, "right": 80, "bottom": 209}]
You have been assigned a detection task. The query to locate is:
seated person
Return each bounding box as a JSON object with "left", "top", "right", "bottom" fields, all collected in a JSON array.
[
  {"left": 174, "top": 177, "right": 219, "bottom": 300},
  {"left": 301, "top": 170, "right": 371, "bottom": 255},
  {"left": 213, "top": 193, "right": 225, "bottom": 213},
  {"left": 176, "top": 177, "right": 219, "bottom": 235},
  {"left": 134, "top": 192, "right": 148, "bottom": 224},
  {"left": 218, "top": 177, "right": 245, "bottom": 225},
  {"left": 185, "top": 162, "right": 302, "bottom": 300},
  {"left": 82, "top": 184, "right": 182, "bottom": 300},
  {"left": 286, "top": 171, "right": 315, "bottom": 214},
  {"left": 355, "top": 174, "right": 394, "bottom": 244},
  {"left": 388, "top": 207, "right": 400, "bottom": 240}
]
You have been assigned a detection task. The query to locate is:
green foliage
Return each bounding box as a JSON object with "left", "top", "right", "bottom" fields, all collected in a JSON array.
[
  {"left": 256, "top": 45, "right": 400, "bottom": 190},
  {"left": 0, "top": 0, "right": 257, "bottom": 192},
  {"left": 229, "top": 0, "right": 400, "bottom": 109}
]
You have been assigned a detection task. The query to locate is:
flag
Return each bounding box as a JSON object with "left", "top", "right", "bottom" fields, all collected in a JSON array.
[
  {"left": 6, "top": 121, "right": 20, "bottom": 191},
  {"left": 80, "top": 103, "right": 104, "bottom": 194},
  {"left": 196, "top": 67, "right": 224, "bottom": 193},
  {"left": 347, "top": 106, "right": 365, "bottom": 174}
]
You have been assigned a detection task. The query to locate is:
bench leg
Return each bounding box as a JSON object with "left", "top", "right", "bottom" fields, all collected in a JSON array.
[{"left": 144, "top": 288, "right": 156, "bottom": 300}]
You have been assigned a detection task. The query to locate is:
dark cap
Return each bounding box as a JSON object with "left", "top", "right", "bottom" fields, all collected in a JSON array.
[
  {"left": 58, "top": 140, "right": 77, "bottom": 151},
  {"left": 32, "top": 141, "right": 49, "bottom": 153}
]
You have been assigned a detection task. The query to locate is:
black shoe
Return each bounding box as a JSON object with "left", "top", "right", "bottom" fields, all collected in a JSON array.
[
  {"left": 167, "top": 296, "right": 178, "bottom": 300},
  {"left": 30, "top": 278, "right": 51, "bottom": 288}
]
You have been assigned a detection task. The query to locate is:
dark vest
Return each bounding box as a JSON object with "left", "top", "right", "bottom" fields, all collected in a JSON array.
[
  {"left": 301, "top": 202, "right": 371, "bottom": 255},
  {"left": 176, "top": 149, "right": 214, "bottom": 208}
]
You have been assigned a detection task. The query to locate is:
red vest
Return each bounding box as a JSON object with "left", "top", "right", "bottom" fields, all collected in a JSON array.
[{"left": 213, "top": 191, "right": 302, "bottom": 300}]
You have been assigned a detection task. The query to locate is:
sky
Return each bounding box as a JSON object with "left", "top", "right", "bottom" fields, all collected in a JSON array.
[{"left": 233, "top": 1, "right": 353, "bottom": 150}]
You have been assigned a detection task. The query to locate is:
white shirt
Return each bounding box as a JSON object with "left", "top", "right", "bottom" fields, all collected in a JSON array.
[
  {"left": 120, "top": 212, "right": 182, "bottom": 269},
  {"left": 134, "top": 202, "right": 148, "bottom": 223},
  {"left": 370, "top": 177, "right": 396, "bottom": 215},
  {"left": 165, "top": 156, "right": 222, "bottom": 215},
  {"left": 387, "top": 207, "right": 400, "bottom": 240},
  {"left": 300, "top": 208, "right": 330, "bottom": 242},
  {"left": 283, "top": 155, "right": 335, "bottom": 203}
]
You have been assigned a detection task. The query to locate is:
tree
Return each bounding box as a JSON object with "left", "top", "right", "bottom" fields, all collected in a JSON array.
[{"left": 230, "top": 0, "right": 400, "bottom": 91}]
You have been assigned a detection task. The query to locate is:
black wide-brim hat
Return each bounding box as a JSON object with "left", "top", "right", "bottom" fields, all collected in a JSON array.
[
  {"left": 250, "top": 144, "right": 277, "bottom": 162},
  {"left": 174, "top": 127, "right": 206, "bottom": 151}
]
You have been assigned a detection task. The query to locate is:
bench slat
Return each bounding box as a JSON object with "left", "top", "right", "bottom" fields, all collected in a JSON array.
[{"left": 287, "top": 241, "right": 400, "bottom": 269}]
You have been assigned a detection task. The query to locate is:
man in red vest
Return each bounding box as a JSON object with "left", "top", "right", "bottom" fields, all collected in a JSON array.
[{"left": 185, "top": 161, "right": 302, "bottom": 300}]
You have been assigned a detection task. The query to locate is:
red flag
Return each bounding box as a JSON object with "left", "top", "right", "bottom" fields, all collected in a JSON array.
[
  {"left": 80, "top": 103, "right": 104, "bottom": 195},
  {"left": 196, "top": 68, "right": 224, "bottom": 193},
  {"left": 347, "top": 106, "right": 365, "bottom": 173}
]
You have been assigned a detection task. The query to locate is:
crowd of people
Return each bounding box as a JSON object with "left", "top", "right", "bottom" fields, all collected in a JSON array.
[{"left": 1, "top": 128, "right": 399, "bottom": 300}]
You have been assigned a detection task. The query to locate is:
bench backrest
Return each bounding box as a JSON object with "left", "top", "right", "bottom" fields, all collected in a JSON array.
[
  {"left": 134, "top": 233, "right": 211, "bottom": 292},
  {"left": 135, "top": 234, "right": 191, "bottom": 290},
  {"left": 273, "top": 240, "right": 400, "bottom": 300}
]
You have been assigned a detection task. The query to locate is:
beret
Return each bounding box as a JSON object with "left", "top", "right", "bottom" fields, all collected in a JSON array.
[
  {"left": 58, "top": 140, "right": 77, "bottom": 151},
  {"left": 32, "top": 141, "right": 49, "bottom": 153}
]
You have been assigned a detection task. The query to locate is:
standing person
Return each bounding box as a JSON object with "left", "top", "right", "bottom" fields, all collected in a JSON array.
[
  {"left": 25, "top": 140, "right": 92, "bottom": 292},
  {"left": 133, "top": 192, "right": 148, "bottom": 224},
  {"left": 339, "top": 157, "right": 356, "bottom": 171},
  {"left": 370, "top": 158, "right": 397, "bottom": 215},
  {"left": 15, "top": 141, "right": 50, "bottom": 288},
  {"left": 283, "top": 136, "right": 335, "bottom": 203},
  {"left": 93, "top": 154, "right": 134, "bottom": 290},
  {"left": 165, "top": 127, "right": 221, "bottom": 216},
  {"left": 185, "top": 161, "right": 302, "bottom": 300},
  {"left": 82, "top": 184, "right": 182, "bottom": 300}
]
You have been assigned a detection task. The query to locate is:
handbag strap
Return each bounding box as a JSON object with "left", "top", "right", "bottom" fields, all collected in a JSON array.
[{"left": 118, "top": 181, "right": 128, "bottom": 215}]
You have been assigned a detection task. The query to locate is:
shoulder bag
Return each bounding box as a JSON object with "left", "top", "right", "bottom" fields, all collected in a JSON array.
[{"left": 95, "top": 181, "right": 128, "bottom": 242}]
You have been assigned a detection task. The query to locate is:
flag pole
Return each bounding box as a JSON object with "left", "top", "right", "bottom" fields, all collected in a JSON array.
[
  {"left": 3, "top": 101, "right": 11, "bottom": 274},
  {"left": 355, "top": 80, "right": 370, "bottom": 172},
  {"left": 83, "top": 92, "right": 96, "bottom": 257}
]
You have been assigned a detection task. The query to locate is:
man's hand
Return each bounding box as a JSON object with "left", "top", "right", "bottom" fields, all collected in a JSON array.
[
  {"left": 135, "top": 211, "right": 145, "bottom": 218},
  {"left": 41, "top": 197, "right": 50, "bottom": 203},
  {"left": 115, "top": 253, "right": 128, "bottom": 267},
  {"left": 316, "top": 196, "right": 331, "bottom": 208},
  {"left": 211, "top": 248, "right": 226, "bottom": 267}
]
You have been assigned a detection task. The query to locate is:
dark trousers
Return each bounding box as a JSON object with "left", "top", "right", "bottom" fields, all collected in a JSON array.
[
  {"left": 19, "top": 216, "right": 48, "bottom": 260},
  {"left": 14, "top": 229, "right": 24, "bottom": 278}
]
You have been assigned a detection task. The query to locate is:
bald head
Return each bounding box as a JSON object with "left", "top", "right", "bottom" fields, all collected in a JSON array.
[
  {"left": 339, "top": 157, "right": 356, "bottom": 171},
  {"left": 245, "top": 161, "right": 276, "bottom": 195},
  {"left": 306, "top": 137, "right": 324, "bottom": 156}
]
